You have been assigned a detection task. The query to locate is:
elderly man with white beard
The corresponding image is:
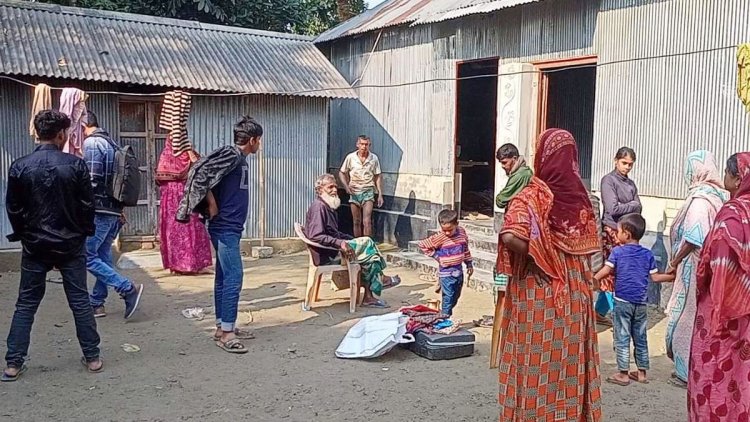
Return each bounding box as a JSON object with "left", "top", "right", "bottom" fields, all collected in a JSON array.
[{"left": 304, "top": 174, "right": 400, "bottom": 308}]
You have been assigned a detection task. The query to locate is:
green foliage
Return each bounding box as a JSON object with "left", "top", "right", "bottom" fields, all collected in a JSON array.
[{"left": 35, "top": 0, "right": 367, "bottom": 35}]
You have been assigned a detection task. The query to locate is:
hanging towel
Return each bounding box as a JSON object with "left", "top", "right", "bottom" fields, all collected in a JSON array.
[
  {"left": 29, "top": 83, "right": 52, "bottom": 140},
  {"left": 738, "top": 44, "right": 750, "bottom": 113},
  {"left": 59, "top": 88, "right": 87, "bottom": 157},
  {"left": 159, "top": 90, "right": 193, "bottom": 156}
]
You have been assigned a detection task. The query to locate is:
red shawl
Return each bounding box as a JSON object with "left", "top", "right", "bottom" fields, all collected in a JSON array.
[
  {"left": 155, "top": 136, "right": 194, "bottom": 183},
  {"left": 534, "top": 129, "right": 600, "bottom": 255},
  {"left": 696, "top": 152, "right": 750, "bottom": 333}
]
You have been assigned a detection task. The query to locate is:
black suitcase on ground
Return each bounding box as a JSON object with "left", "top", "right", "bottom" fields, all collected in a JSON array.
[{"left": 409, "top": 328, "right": 475, "bottom": 360}]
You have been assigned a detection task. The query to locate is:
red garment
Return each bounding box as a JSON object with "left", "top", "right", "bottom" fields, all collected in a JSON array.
[
  {"left": 689, "top": 153, "right": 750, "bottom": 421},
  {"left": 156, "top": 136, "right": 193, "bottom": 182},
  {"left": 533, "top": 129, "right": 600, "bottom": 255},
  {"left": 399, "top": 305, "right": 448, "bottom": 334}
]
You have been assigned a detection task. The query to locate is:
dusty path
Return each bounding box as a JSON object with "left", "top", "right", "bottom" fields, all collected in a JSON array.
[{"left": 0, "top": 253, "right": 686, "bottom": 421}]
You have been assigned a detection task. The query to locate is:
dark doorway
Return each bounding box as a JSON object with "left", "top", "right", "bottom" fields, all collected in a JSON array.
[
  {"left": 455, "top": 59, "right": 498, "bottom": 219},
  {"left": 542, "top": 64, "right": 597, "bottom": 188}
]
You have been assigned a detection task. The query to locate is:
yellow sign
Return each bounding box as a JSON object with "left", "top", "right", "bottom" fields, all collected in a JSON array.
[{"left": 738, "top": 44, "right": 750, "bottom": 112}]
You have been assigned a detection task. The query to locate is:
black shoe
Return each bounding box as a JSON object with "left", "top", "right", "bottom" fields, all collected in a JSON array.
[{"left": 123, "top": 284, "right": 144, "bottom": 319}]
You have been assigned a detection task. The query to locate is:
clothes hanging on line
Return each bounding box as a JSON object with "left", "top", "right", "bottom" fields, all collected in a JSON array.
[
  {"left": 29, "top": 83, "right": 52, "bottom": 141},
  {"left": 59, "top": 88, "right": 87, "bottom": 157}
]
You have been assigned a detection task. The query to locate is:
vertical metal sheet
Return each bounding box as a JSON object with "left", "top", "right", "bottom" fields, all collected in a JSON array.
[
  {"left": 592, "top": 0, "right": 750, "bottom": 198},
  {"left": 189, "top": 95, "right": 329, "bottom": 239}
]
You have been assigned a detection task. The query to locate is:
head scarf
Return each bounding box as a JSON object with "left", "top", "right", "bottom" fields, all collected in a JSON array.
[
  {"left": 696, "top": 152, "right": 750, "bottom": 333},
  {"left": 684, "top": 150, "right": 724, "bottom": 191},
  {"left": 534, "top": 128, "right": 600, "bottom": 255},
  {"left": 159, "top": 90, "right": 193, "bottom": 156}
]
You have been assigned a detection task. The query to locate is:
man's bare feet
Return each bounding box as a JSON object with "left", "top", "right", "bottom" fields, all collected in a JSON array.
[
  {"left": 81, "top": 357, "right": 103, "bottom": 373},
  {"left": 629, "top": 369, "right": 649, "bottom": 384},
  {"left": 606, "top": 371, "right": 631, "bottom": 386}
]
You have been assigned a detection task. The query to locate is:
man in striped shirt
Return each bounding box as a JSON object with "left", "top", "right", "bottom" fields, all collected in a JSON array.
[{"left": 418, "top": 209, "right": 473, "bottom": 316}]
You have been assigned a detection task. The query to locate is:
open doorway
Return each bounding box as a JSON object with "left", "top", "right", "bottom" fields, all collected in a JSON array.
[
  {"left": 455, "top": 59, "right": 498, "bottom": 220},
  {"left": 539, "top": 59, "right": 597, "bottom": 188}
]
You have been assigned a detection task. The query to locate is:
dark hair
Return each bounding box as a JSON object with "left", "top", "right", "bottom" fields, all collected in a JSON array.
[
  {"left": 615, "top": 147, "right": 636, "bottom": 161},
  {"left": 84, "top": 111, "right": 99, "bottom": 128},
  {"left": 618, "top": 213, "right": 646, "bottom": 240},
  {"left": 234, "top": 116, "right": 263, "bottom": 145},
  {"left": 34, "top": 110, "right": 71, "bottom": 141},
  {"left": 437, "top": 209, "right": 459, "bottom": 225},
  {"left": 496, "top": 143, "right": 520, "bottom": 161},
  {"left": 727, "top": 153, "right": 739, "bottom": 177},
  {"left": 358, "top": 135, "right": 370, "bottom": 142}
]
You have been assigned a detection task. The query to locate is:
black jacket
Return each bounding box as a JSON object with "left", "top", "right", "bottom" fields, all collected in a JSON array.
[
  {"left": 176, "top": 145, "right": 244, "bottom": 222},
  {"left": 6, "top": 144, "right": 95, "bottom": 260}
]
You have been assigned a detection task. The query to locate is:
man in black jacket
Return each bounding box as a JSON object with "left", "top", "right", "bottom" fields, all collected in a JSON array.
[{"left": 3, "top": 110, "right": 103, "bottom": 381}]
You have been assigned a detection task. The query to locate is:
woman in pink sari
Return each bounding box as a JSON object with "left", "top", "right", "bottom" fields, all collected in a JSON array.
[
  {"left": 688, "top": 153, "right": 750, "bottom": 421},
  {"left": 156, "top": 136, "right": 212, "bottom": 274}
]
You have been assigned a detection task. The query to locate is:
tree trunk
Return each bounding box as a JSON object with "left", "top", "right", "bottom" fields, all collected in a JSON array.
[{"left": 336, "top": 0, "right": 354, "bottom": 21}]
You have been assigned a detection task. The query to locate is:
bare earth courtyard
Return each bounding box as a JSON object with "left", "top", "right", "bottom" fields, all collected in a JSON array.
[{"left": 0, "top": 252, "right": 686, "bottom": 421}]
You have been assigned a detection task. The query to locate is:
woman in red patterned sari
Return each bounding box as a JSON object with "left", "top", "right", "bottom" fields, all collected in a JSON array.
[
  {"left": 688, "top": 153, "right": 750, "bottom": 421},
  {"left": 497, "top": 129, "right": 602, "bottom": 421}
]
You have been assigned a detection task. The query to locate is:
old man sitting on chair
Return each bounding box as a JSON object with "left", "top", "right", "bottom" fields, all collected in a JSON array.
[{"left": 304, "top": 173, "right": 401, "bottom": 308}]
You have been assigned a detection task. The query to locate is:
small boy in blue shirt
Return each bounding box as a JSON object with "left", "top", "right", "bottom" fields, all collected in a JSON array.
[{"left": 593, "top": 213, "right": 674, "bottom": 386}]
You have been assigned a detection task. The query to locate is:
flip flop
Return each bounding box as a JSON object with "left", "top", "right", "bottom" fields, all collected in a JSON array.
[
  {"left": 382, "top": 276, "right": 401, "bottom": 290},
  {"left": 606, "top": 376, "right": 630, "bottom": 386},
  {"left": 668, "top": 377, "right": 687, "bottom": 389},
  {"left": 361, "top": 299, "right": 390, "bottom": 308},
  {"left": 1, "top": 365, "right": 27, "bottom": 382},
  {"left": 215, "top": 338, "right": 249, "bottom": 354},
  {"left": 213, "top": 328, "right": 255, "bottom": 341},
  {"left": 81, "top": 357, "right": 104, "bottom": 373},
  {"left": 473, "top": 316, "right": 494, "bottom": 327},
  {"left": 628, "top": 372, "right": 649, "bottom": 384}
]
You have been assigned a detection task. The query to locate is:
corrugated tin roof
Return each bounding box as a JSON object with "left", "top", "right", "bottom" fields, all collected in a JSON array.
[
  {"left": 0, "top": 0, "right": 355, "bottom": 98},
  {"left": 316, "top": 0, "right": 542, "bottom": 43}
]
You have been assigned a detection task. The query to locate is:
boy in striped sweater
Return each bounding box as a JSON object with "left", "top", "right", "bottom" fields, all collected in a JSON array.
[{"left": 418, "top": 209, "right": 473, "bottom": 316}]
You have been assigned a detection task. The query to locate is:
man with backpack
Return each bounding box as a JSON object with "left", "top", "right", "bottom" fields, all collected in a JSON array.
[{"left": 83, "top": 111, "right": 143, "bottom": 319}]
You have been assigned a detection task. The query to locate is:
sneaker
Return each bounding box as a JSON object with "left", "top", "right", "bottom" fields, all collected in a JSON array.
[
  {"left": 123, "top": 284, "right": 144, "bottom": 320},
  {"left": 93, "top": 306, "right": 106, "bottom": 318}
]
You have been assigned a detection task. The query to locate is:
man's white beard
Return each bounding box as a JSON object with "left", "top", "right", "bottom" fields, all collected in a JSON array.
[{"left": 321, "top": 193, "right": 341, "bottom": 210}]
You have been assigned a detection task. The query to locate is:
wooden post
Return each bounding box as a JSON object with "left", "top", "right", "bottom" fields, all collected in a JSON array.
[{"left": 490, "top": 292, "right": 506, "bottom": 369}]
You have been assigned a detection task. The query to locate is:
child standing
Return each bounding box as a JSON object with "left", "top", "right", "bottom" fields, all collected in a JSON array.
[
  {"left": 418, "top": 209, "right": 473, "bottom": 317},
  {"left": 593, "top": 213, "right": 674, "bottom": 386}
]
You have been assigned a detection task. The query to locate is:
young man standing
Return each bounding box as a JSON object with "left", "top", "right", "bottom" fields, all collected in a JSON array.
[
  {"left": 199, "top": 116, "right": 262, "bottom": 354},
  {"left": 339, "top": 135, "right": 383, "bottom": 238},
  {"left": 82, "top": 111, "right": 143, "bottom": 319},
  {"left": 3, "top": 110, "right": 102, "bottom": 381}
]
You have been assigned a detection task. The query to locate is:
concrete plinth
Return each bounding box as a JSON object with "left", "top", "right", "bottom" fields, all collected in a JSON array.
[{"left": 251, "top": 246, "right": 274, "bottom": 259}]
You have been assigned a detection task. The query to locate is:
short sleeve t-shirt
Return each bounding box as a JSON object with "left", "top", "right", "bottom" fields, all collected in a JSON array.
[
  {"left": 606, "top": 243, "right": 657, "bottom": 305},
  {"left": 340, "top": 152, "right": 381, "bottom": 194},
  {"left": 208, "top": 159, "right": 249, "bottom": 234}
]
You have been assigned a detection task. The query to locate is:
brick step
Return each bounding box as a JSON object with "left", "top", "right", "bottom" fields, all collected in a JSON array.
[
  {"left": 385, "top": 251, "right": 497, "bottom": 295},
  {"left": 459, "top": 220, "right": 497, "bottom": 237}
]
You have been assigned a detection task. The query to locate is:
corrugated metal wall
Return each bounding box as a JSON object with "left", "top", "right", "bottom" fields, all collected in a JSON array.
[
  {"left": 0, "top": 77, "right": 328, "bottom": 249},
  {"left": 189, "top": 95, "right": 328, "bottom": 239},
  {"left": 591, "top": 0, "right": 750, "bottom": 198},
  {"left": 326, "top": 0, "right": 750, "bottom": 201}
]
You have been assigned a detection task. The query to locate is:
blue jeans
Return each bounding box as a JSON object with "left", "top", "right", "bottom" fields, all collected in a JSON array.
[
  {"left": 440, "top": 272, "right": 464, "bottom": 317},
  {"left": 613, "top": 300, "right": 650, "bottom": 371},
  {"left": 87, "top": 214, "right": 133, "bottom": 307},
  {"left": 7, "top": 249, "right": 100, "bottom": 368},
  {"left": 210, "top": 230, "right": 244, "bottom": 332}
]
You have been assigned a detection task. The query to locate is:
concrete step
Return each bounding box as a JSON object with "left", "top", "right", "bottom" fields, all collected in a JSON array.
[
  {"left": 406, "top": 241, "right": 497, "bottom": 272},
  {"left": 459, "top": 220, "right": 497, "bottom": 237},
  {"left": 385, "top": 251, "right": 497, "bottom": 295},
  {"left": 425, "top": 229, "right": 498, "bottom": 253}
]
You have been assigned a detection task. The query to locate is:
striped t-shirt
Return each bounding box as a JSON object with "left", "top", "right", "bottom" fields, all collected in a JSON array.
[{"left": 418, "top": 227, "right": 473, "bottom": 277}]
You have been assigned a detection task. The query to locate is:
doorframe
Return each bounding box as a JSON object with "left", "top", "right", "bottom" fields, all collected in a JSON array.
[{"left": 533, "top": 55, "right": 597, "bottom": 136}]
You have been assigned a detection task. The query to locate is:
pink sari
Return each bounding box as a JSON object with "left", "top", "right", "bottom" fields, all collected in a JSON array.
[{"left": 157, "top": 138, "right": 212, "bottom": 273}]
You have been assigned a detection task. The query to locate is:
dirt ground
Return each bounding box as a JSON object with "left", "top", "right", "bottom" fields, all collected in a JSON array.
[{"left": 0, "top": 252, "right": 687, "bottom": 421}]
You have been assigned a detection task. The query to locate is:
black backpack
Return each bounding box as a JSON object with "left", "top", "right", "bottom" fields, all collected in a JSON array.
[{"left": 101, "top": 136, "right": 142, "bottom": 207}]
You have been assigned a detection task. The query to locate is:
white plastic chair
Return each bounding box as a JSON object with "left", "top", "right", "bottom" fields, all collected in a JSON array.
[{"left": 294, "top": 222, "right": 361, "bottom": 313}]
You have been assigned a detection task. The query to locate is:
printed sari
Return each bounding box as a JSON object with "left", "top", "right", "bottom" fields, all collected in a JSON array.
[
  {"left": 665, "top": 151, "right": 727, "bottom": 383},
  {"left": 497, "top": 129, "right": 601, "bottom": 421},
  {"left": 346, "top": 237, "right": 387, "bottom": 296},
  {"left": 688, "top": 152, "right": 750, "bottom": 421}
]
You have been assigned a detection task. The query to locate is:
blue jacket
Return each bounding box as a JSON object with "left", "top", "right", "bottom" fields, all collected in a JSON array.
[{"left": 83, "top": 129, "right": 124, "bottom": 215}]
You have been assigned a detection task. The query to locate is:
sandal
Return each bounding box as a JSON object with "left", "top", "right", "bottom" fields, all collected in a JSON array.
[
  {"left": 215, "top": 338, "right": 248, "bottom": 354},
  {"left": 628, "top": 371, "right": 649, "bottom": 384},
  {"left": 361, "top": 299, "right": 390, "bottom": 309},
  {"left": 1, "top": 365, "right": 27, "bottom": 382},
  {"left": 213, "top": 328, "right": 255, "bottom": 341},
  {"left": 668, "top": 377, "right": 687, "bottom": 389},
  {"left": 606, "top": 376, "right": 630, "bottom": 386},
  {"left": 80, "top": 357, "right": 104, "bottom": 373},
  {"left": 382, "top": 276, "right": 401, "bottom": 290},
  {"left": 473, "top": 315, "right": 494, "bottom": 327}
]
